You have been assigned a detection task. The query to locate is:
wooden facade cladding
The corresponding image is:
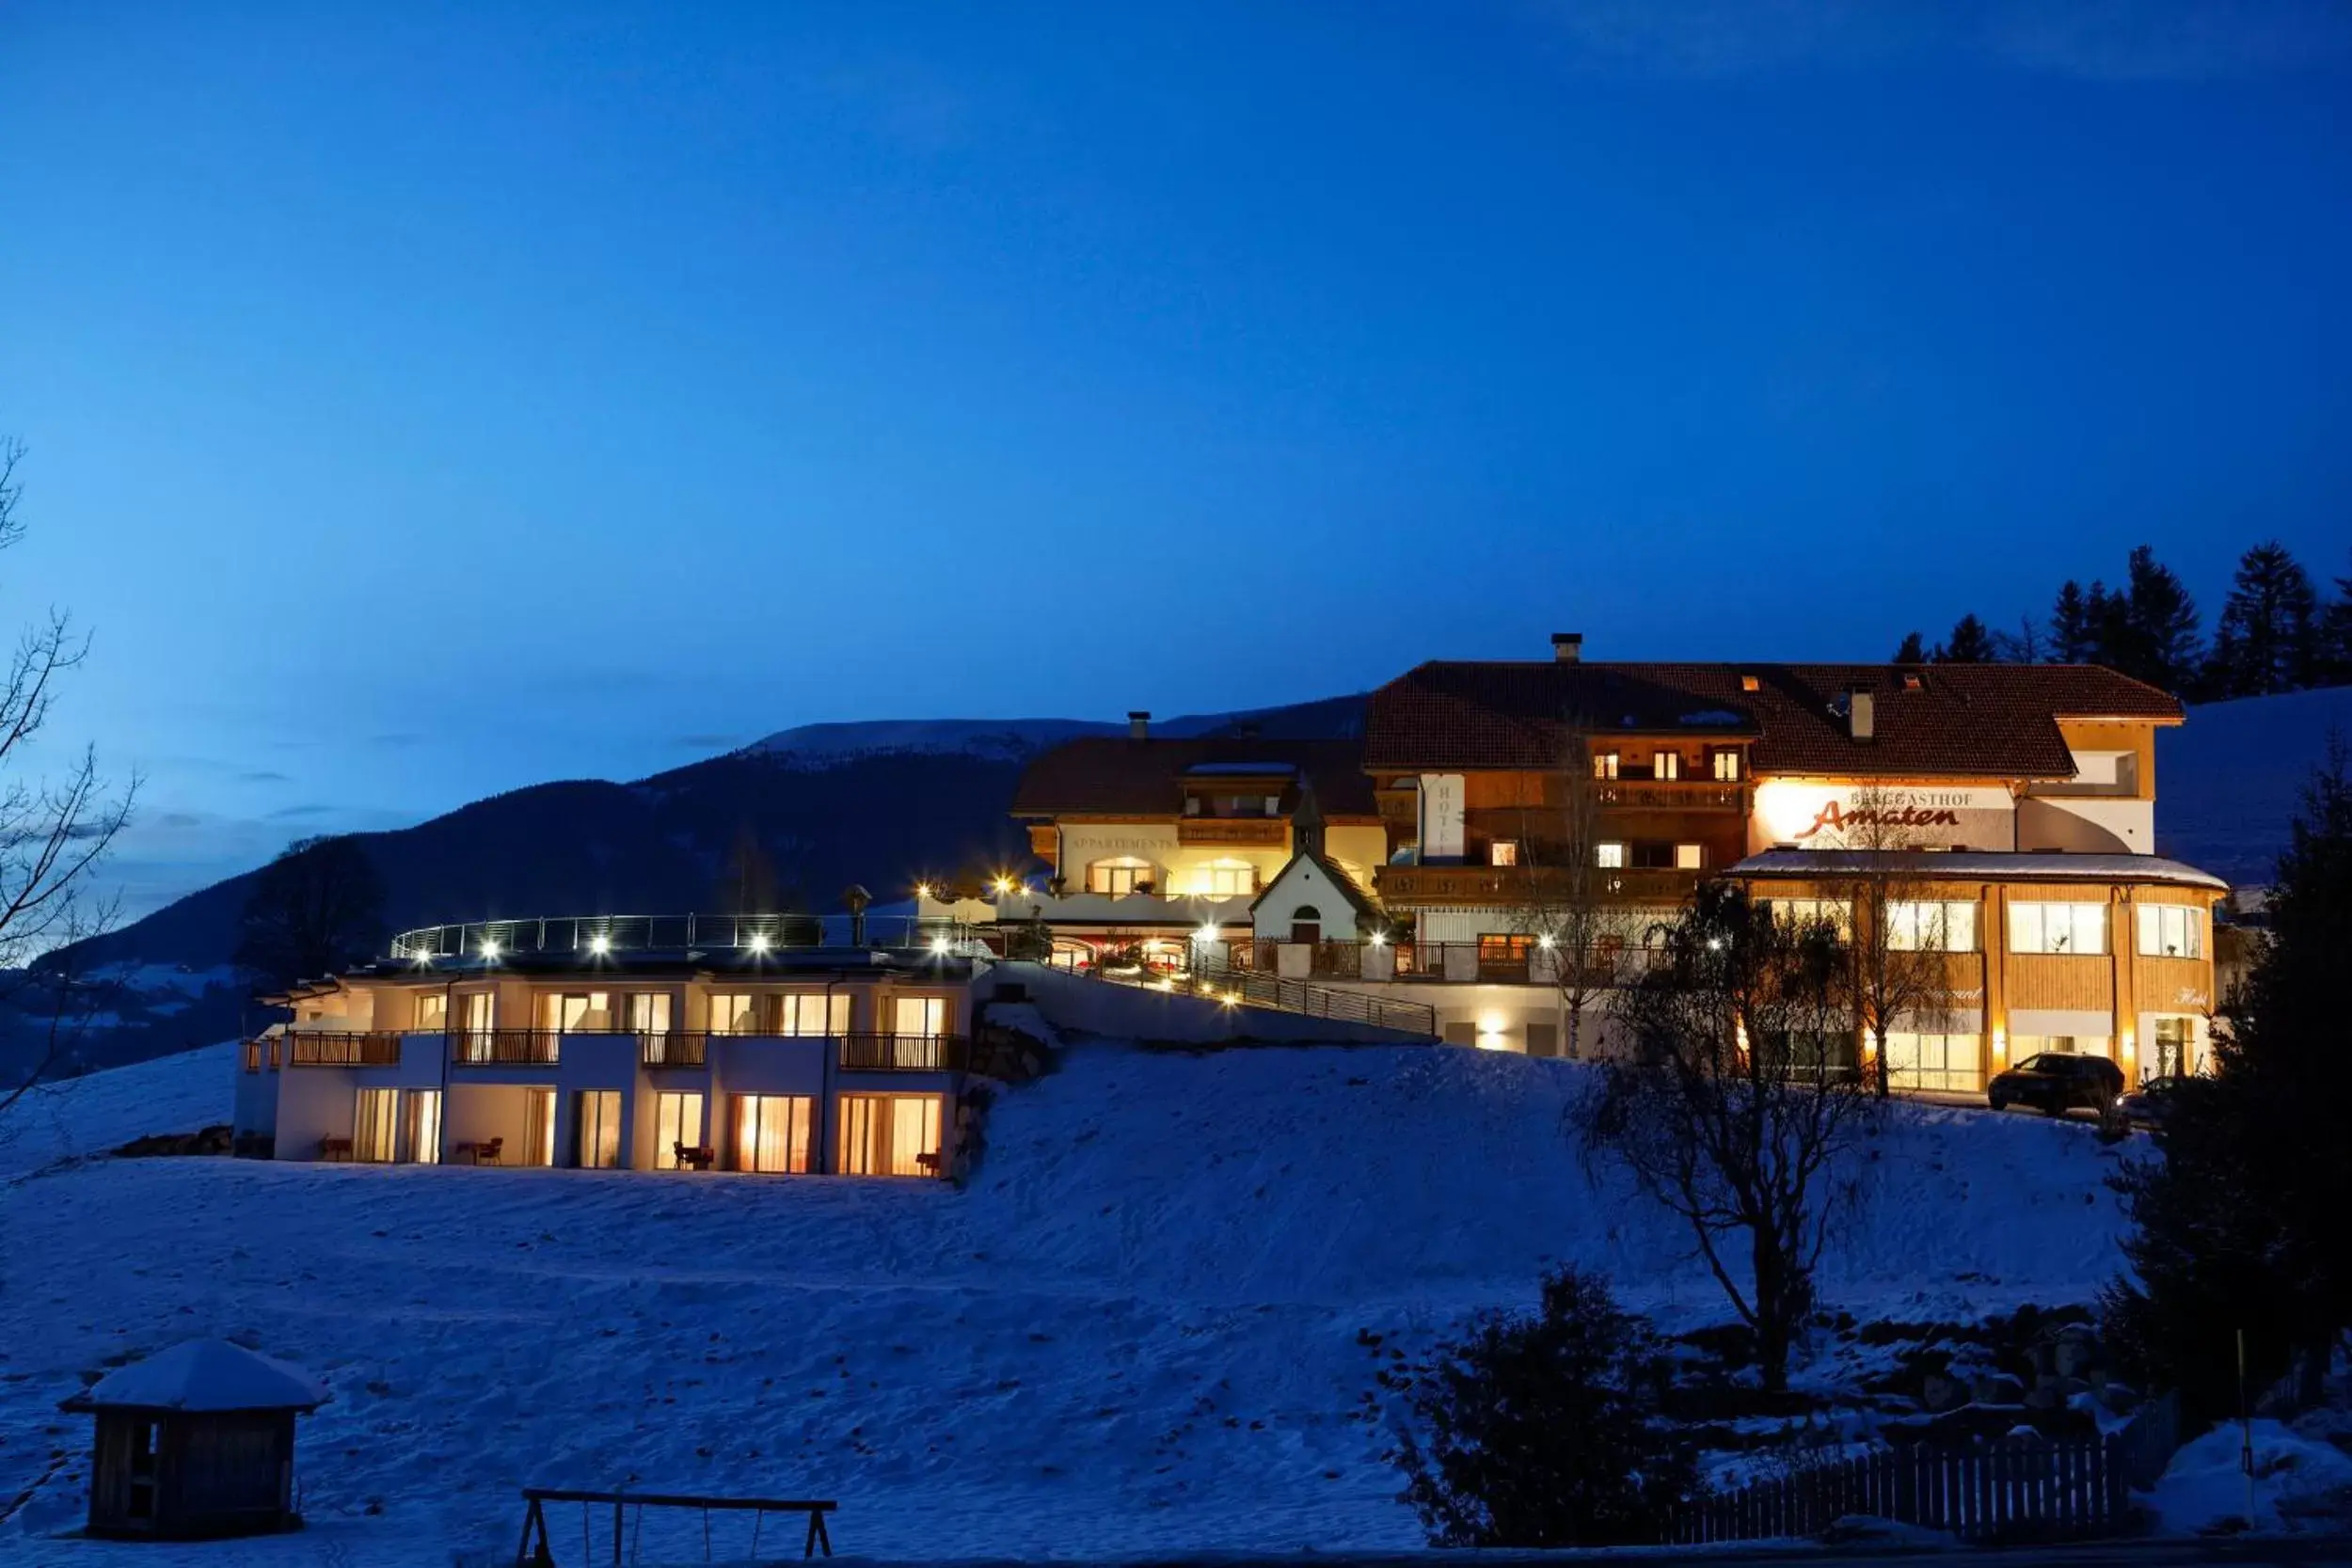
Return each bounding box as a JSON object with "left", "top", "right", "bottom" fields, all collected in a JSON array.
[
  {"left": 2005, "top": 953, "right": 2116, "bottom": 1014},
  {"left": 1177, "top": 818, "right": 1289, "bottom": 847},
  {"left": 2133, "top": 956, "right": 2215, "bottom": 1014},
  {"left": 1377, "top": 864, "right": 1700, "bottom": 903},
  {"left": 1026, "top": 824, "right": 1058, "bottom": 863}
]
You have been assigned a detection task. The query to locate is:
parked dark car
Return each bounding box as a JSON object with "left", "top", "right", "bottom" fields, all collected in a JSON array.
[
  {"left": 1987, "top": 1053, "right": 2124, "bottom": 1117},
  {"left": 2117, "top": 1074, "right": 2194, "bottom": 1128}
]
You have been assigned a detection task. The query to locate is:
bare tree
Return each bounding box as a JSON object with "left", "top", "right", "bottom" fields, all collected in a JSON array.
[
  {"left": 0, "top": 439, "right": 135, "bottom": 1121},
  {"left": 1507, "top": 722, "right": 1637, "bottom": 1060},
  {"left": 1571, "top": 883, "right": 1882, "bottom": 1392},
  {"left": 235, "top": 834, "right": 389, "bottom": 987},
  {"left": 1822, "top": 783, "right": 1954, "bottom": 1099}
]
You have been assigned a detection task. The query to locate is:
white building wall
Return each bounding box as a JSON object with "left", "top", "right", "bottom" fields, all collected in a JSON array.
[{"left": 2016, "top": 797, "right": 2155, "bottom": 855}]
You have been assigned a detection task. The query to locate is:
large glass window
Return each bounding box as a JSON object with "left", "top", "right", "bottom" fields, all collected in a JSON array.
[
  {"left": 1767, "top": 897, "right": 1853, "bottom": 942},
  {"left": 2010, "top": 902, "right": 2107, "bottom": 955},
  {"left": 656, "top": 1091, "right": 706, "bottom": 1169},
  {"left": 776, "top": 992, "right": 850, "bottom": 1037},
  {"left": 1888, "top": 901, "right": 1979, "bottom": 952},
  {"left": 354, "top": 1087, "right": 400, "bottom": 1164},
  {"left": 2150, "top": 1017, "right": 2194, "bottom": 1078},
  {"left": 839, "top": 1093, "right": 944, "bottom": 1177},
  {"left": 1201, "top": 860, "right": 1257, "bottom": 896},
  {"left": 2136, "top": 905, "right": 2203, "bottom": 959},
  {"left": 405, "top": 1089, "right": 442, "bottom": 1164},
  {"left": 1087, "top": 857, "right": 1154, "bottom": 895},
  {"left": 627, "top": 992, "right": 674, "bottom": 1035},
  {"left": 536, "top": 991, "right": 612, "bottom": 1032},
  {"left": 1884, "top": 1032, "right": 1979, "bottom": 1092},
  {"left": 576, "top": 1089, "right": 623, "bottom": 1169},
  {"left": 1712, "top": 751, "right": 1740, "bottom": 782},
  {"left": 707, "top": 992, "right": 757, "bottom": 1034},
  {"left": 894, "top": 996, "right": 948, "bottom": 1037},
  {"left": 412, "top": 993, "right": 447, "bottom": 1032},
  {"left": 733, "top": 1094, "right": 815, "bottom": 1174},
  {"left": 1653, "top": 752, "right": 1681, "bottom": 781},
  {"left": 522, "top": 1087, "right": 557, "bottom": 1166},
  {"left": 456, "top": 991, "right": 495, "bottom": 1059}
]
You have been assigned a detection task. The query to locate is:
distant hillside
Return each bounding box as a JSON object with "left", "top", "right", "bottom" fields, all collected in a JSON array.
[
  {"left": 14, "top": 695, "right": 1365, "bottom": 1072},
  {"left": 2157, "top": 684, "right": 2352, "bottom": 889}
]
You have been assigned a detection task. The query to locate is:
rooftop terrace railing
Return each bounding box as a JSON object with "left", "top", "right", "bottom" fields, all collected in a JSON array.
[{"left": 388, "top": 912, "right": 975, "bottom": 962}]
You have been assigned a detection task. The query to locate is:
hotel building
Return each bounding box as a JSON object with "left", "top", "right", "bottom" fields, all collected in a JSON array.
[
  {"left": 1000, "top": 638, "right": 2226, "bottom": 1090},
  {"left": 235, "top": 916, "right": 982, "bottom": 1176}
]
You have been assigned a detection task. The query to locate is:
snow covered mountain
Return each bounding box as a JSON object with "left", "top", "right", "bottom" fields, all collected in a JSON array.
[
  {"left": 2158, "top": 685, "right": 2352, "bottom": 890},
  {"left": 3, "top": 1037, "right": 2132, "bottom": 1562},
  {"left": 748, "top": 695, "right": 1368, "bottom": 765}
]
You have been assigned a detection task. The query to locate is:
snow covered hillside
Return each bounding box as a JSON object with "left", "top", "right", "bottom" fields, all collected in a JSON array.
[
  {"left": 747, "top": 694, "right": 1367, "bottom": 765},
  {"left": 0, "top": 1042, "right": 2133, "bottom": 1563},
  {"left": 2162, "top": 685, "right": 2352, "bottom": 887}
]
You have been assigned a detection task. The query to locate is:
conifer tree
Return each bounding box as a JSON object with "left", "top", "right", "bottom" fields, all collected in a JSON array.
[
  {"left": 2206, "top": 541, "right": 2318, "bottom": 697},
  {"left": 2049, "top": 580, "right": 2095, "bottom": 662},
  {"left": 1891, "top": 630, "right": 1927, "bottom": 663},
  {"left": 1935, "top": 613, "right": 1994, "bottom": 663}
]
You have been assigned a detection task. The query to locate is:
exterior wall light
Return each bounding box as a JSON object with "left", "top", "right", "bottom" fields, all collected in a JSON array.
[{"left": 479, "top": 939, "right": 501, "bottom": 961}]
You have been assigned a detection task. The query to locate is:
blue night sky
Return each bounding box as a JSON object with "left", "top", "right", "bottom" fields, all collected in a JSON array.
[{"left": 4, "top": 1, "right": 2350, "bottom": 920}]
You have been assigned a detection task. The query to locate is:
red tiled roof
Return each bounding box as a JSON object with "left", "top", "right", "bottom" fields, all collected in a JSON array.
[
  {"left": 1364, "top": 661, "right": 2181, "bottom": 779},
  {"left": 1011, "top": 737, "right": 1378, "bottom": 817}
]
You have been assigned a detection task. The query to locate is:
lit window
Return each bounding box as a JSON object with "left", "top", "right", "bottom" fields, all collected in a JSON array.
[
  {"left": 2136, "top": 905, "right": 2203, "bottom": 959},
  {"left": 1712, "top": 751, "right": 1740, "bottom": 782},
  {"left": 1767, "top": 897, "right": 1852, "bottom": 941},
  {"left": 1653, "top": 752, "right": 1681, "bottom": 781},
  {"left": 1884, "top": 1032, "right": 1979, "bottom": 1092},
  {"left": 1088, "top": 857, "right": 1154, "bottom": 895},
  {"left": 1490, "top": 840, "right": 1519, "bottom": 867},
  {"left": 776, "top": 992, "right": 850, "bottom": 1037},
  {"left": 2010, "top": 902, "right": 2107, "bottom": 956},
  {"left": 708, "top": 992, "right": 758, "bottom": 1034},
  {"left": 1888, "top": 900, "right": 1979, "bottom": 952},
  {"left": 733, "top": 1095, "right": 815, "bottom": 1174},
  {"left": 1674, "top": 843, "right": 1703, "bottom": 870},
  {"left": 840, "top": 1093, "right": 943, "bottom": 1177},
  {"left": 1204, "top": 861, "right": 1256, "bottom": 896},
  {"left": 1592, "top": 752, "right": 1619, "bottom": 781},
  {"left": 1596, "top": 842, "right": 1627, "bottom": 869}
]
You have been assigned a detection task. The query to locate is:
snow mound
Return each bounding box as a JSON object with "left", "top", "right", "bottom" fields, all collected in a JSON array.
[
  {"left": 2148, "top": 1418, "right": 2352, "bottom": 1535},
  {"left": 1, "top": 1041, "right": 2136, "bottom": 1563}
]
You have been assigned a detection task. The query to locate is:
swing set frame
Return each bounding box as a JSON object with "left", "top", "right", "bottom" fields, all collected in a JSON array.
[{"left": 512, "top": 1486, "right": 836, "bottom": 1565}]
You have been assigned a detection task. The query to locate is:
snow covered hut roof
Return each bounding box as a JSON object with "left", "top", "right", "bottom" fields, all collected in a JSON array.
[
  {"left": 1729, "top": 850, "right": 2229, "bottom": 891},
  {"left": 62, "top": 1339, "right": 329, "bottom": 1414}
]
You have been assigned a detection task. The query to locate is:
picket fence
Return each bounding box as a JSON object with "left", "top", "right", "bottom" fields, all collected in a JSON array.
[{"left": 1669, "top": 1433, "right": 2131, "bottom": 1544}]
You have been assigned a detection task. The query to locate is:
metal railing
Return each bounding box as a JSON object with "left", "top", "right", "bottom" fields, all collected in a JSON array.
[
  {"left": 286, "top": 1033, "right": 403, "bottom": 1067},
  {"left": 639, "top": 1031, "right": 708, "bottom": 1068},
  {"left": 839, "top": 1032, "right": 968, "bottom": 1071},
  {"left": 389, "top": 911, "right": 977, "bottom": 961},
  {"left": 446, "top": 1028, "right": 563, "bottom": 1067},
  {"left": 1091, "top": 960, "right": 1436, "bottom": 1037}
]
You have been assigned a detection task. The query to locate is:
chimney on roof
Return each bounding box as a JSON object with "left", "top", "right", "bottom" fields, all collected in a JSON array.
[
  {"left": 1128, "top": 710, "right": 1151, "bottom": 740},
  {"left": 1849, "top": 689, "right": 1876, "bottom": 742},
  {"left": 1551, "top": 632, "right": 1583, "bottom": 664}
]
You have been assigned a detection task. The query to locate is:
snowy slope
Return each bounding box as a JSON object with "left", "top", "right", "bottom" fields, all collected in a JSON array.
[
  {"left": 747, "top": 695, "right": 1368, "bottom": 764},
  {"left": 0, "top": 1042, "right": 2133, "bottom": 1563},
  {"left": 0, "top": 1041, "right": 236, "bottom": 1178},
  {"left": 2162, "top": 686, "right": 2352, "bottom": 888}
]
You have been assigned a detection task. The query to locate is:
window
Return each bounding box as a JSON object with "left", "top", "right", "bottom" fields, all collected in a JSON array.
[
  {"left": 1674, "top": 843, "right": 1704, "bottom": 870},
  {"left": 2137, "top": 905, "right": 2203, "bottom": 959},
  {"left": 456, "top": 991, "right": 495, "bottom": 1058},
  {"left": 1489, "top": 840, "right": 1519, "bottom": 867},
  {"left": 1478, "top": 934, "right": 1534, "bottom": 968},
  {"left": 2010, "top": 902, "right": 2107, "bottom": 955},
  {"left": 733, "top": 1094, "right": 815, "bottom": 1174},
  {"left": 627, "top": 992, "right": 674, "bottom": 1036},
  {"left": 1203, "top": 860, "right": 1256, "bottom": 896},
  {"left": 776, "top": 992, "right": 850, "bottom": 1037},
  {"left": 413, "top": 992, "right": 447, "bottom": 1032},
  {"left": 1888, "top": 900, "right": 1979, "bottom": 952},
  {"left": 1712, "top": 751, "right": 1740, "bottom": 782},
  {"left": 535, "top": 991, "right": 612, "bottom": 1033},
  {"left": 656, "top": 1091, "right": 705, "bottom": 1169},
  {"left": 1592, "top": 752, "right": 1619, "bottom": 780},
  {"left": 354, "top": 1087, "right": 400, "bottom": 1163},
  {"left": 1653, "top": 752, "right": 1681, "bottom": 781},
  {"left": 1884, "top": 1032, "right": 1979, "bottom": 1092},
  {"left": 1596, "top": 842, "right": 1627, "bottom": 869},
  {"left": 894, "top": 995, "right": 949, "bottom": 1037},
  {"left": 576, "top": 1089, "right": 623, "bottom": 1169},
  {"left": 405, "top": 1089, "right": 441, "bottom": 1164},
  {"left": 1756, "top": 1029, "right": 1859, "bottom": 1078},
  {"left": 840, "top": 1093, "right": 944, "bottom": 1177},
  {"left": 707, "top": 992, "right": 757, "bottom": 1034},
  {"left": 1767, "top": 897, "right": 1853, "bottom": 941},
  {"left": 2150, "top": 1017, "right": 2194, "bottom": 1078},
  {"left": 522, "top": 1086, "right": 557, "bottom": 1166},
  {"left": 1088, "top": 857, "right": 1153, "bottom": 895}
]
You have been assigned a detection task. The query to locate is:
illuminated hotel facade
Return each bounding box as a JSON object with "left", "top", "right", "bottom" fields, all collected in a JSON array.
[{"left": 998, "top": 637, "right": 2225, "bottom": 1090}]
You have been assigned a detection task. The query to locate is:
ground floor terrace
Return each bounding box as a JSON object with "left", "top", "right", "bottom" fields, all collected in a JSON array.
[{"left": 241, "top": 1028, "right": 961, "bottom": 1177}]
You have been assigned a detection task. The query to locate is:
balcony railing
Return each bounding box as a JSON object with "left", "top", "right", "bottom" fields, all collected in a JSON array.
[
  {"left": 640, "top": 1031, "right": 708, "bottom": 1069},
  {"left": 287, "top": 1032, "right": 404, "bottom": 1067},
  {"left": 1594, "top": 781, "right": 1745, "bottom": 811},
  {"left": 447, "top": 1029, "right": 563, "bottom": 1067},
  {"left": 840, "top": 1033, "right": 968, "bottom": 1071},
  {"left": 1177, "top": 817, "right": 1288, "bottom": 847},
  {"left": 1376, "top": 864, "right": 1699, "bottom": 903}
]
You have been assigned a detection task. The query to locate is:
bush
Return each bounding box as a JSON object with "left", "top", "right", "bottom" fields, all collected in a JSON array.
[{"left": 1397, "top": 1266, "right": 1700, "bottom": 1546}]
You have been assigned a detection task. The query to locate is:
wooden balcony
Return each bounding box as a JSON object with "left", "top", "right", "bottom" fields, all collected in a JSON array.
[
  {"left": 286, "top": 1032, "right": 403, "bottom": 1067},
  {"left": 1594, "top": 780, "right": 1745, "bottom": 811},
  {"left": 839, "top": 1032, "right": 968, "bottom": 1071},
  {"left": 1376, "top": 864, "right": 1700, "bottom": 904},
  {"left": 1177, "top": 817, "right": 1287, "bottom": 847}
]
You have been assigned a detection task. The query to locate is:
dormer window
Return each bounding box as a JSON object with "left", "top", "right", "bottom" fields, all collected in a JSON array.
[{"left": 1740, "top": 674, "right": 1760, "bottom": 693}]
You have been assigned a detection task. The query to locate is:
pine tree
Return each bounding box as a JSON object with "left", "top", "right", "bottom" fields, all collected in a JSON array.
[
  {"left": 2104, "top": 546, "right": 2202, "bottom": 691},
  {"left": 2207, "top": 541, "right": 2319, "bottom": 697},
  {"left": 1936, "top": 613, "right": 1994, "bottom": 663},
  {"left": 2103, "top": 748, "right": 2352, "bottom": 1418},
  {"left": 2318, "top": 549, "right": 2352, "bottom": 686},
  {"left": 1891, "top": 630, "right": 1927, "bottom": 663},
  {"left": 2049, "top": 580, "right": 2094, "bottom": 662}
]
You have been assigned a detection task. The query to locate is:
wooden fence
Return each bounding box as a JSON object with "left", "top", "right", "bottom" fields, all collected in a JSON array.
[{"left": 1669, "top": 1433, "right": 2132, "bottom": 1544}]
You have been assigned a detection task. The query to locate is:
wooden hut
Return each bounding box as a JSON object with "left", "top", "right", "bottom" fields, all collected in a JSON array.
[{"left": 59, "top": 1339, "right": 328, "bottom": 1541}]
